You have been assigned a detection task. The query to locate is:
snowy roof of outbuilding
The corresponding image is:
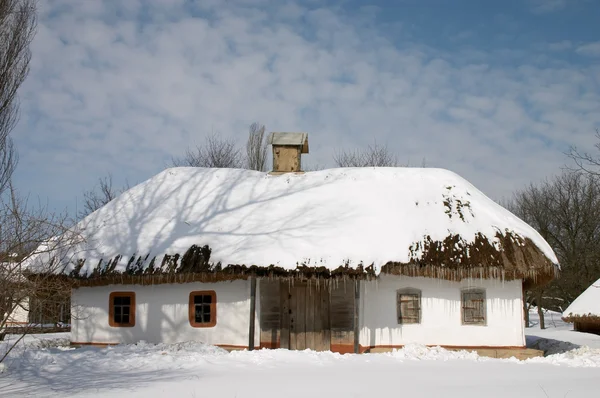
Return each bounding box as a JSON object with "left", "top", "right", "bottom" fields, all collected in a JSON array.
[
  {"left": 563, "top": 278, "right": 600, "bottom": 322},
  {"left": 27, "top": 167, "right": 558, "bottom": 286}
]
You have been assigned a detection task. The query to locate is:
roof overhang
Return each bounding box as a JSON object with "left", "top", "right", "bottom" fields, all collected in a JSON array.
[{"left": 268, "top": 132, "right": 309, "bottom": 153}]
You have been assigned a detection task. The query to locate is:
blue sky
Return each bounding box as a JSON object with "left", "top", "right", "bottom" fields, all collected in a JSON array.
[{"left": 11, "top": 0, "right": 600, "bottom": 215}]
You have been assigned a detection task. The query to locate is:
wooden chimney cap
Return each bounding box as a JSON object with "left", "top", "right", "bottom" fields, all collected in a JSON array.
[{"left": 267, "top": 132, "right": 309, "bottom": 154}]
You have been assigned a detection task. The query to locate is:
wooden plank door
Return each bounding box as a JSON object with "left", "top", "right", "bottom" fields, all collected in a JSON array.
[
  {"left": 279, "top": 283, "right": 290, "bottom": 349},
  {"left": 259, "top": 280, "right": 281, "bottom": 349},
  {"left": 260, "top": 280, "right": 353, "bottom": 352},
  {"left": 315, "top": 283, "right": 331, "bottom": 351},
  {"left": 330, "top": 281, "right": 355, "bottom": 353},
  {"left": 306, "top": 285, "right": 316, "bottom": 350},
  {"left": 279, "top": 282, "right": 331, "bottom": 351},
  {"left": 291, "top": 284, "right": 306, "bottom": 350}
]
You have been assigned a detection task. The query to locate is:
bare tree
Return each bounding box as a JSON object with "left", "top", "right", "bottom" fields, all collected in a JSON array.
[
  {"left": 1, "top": 185, "right": 79, "bottom": 362},
  {"left": 246, "top": 122, "right": 268, "bottom": 171},
  {"left": 567, "top": 129, "right": 600, "bottom": 177},
  {"left": 173, "top": 123, "right": 269, "bottom": 170},
  {"left": 333, "top": 141, "right": 400, "bottom": 167},
  {"left": 0, "top": 0, "right": 36, "bottom": 196},
  {"left": 79, "top": 173, "right": 129, "bottom": 219},
  {"left": 172, "top": 132, "right": 243, "bottom": 169},
  {"left": 507, "top": 171, "right": 600, "bottom": 327},
  {"left": 0, "top": 1, "right": 75, "bottom": 364}
]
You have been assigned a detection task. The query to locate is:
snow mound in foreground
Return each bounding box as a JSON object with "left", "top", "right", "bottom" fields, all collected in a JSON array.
[
  {"left": 527, "top": 346, "right": 600, "bottom": 367},
  {"left": 385, "top": 344, "right": 482, "bottom": 361},
  {"left": 3, "top": 335, "right": 600, "bottom": 376},
  {"left": 117, "top": 340, "right": 230, "bottom": 356}
]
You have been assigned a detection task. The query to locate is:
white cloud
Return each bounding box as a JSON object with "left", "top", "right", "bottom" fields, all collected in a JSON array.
[
  {"left": 529, "top": 0, "right": 567, "bottom": 13},
  {"left": 10, "top": 0, "right": 600, "bottom": 212},
  {"left": 450, "top": 31, "right": 474, "bottom": 42},
  {"left": 547, "top": 40, "right": 572, "bottom": 51},
  {"left": 576, "top": 42, "right": 600, "bottom": 57}
]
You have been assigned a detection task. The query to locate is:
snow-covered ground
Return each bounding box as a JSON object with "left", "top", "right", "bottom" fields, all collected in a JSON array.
[
  {"left": 1, "top": 309, "right": 599, "bottom": 398},
  {"left": 527, "top": 307, "right": 600, "bottom": 354}
]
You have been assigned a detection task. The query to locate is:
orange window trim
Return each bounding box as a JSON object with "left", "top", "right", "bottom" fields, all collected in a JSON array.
[
  {"left": 108, "top": 292, "right": 136, "bottom": 328},
  {"left": 189, "top": 290, "right": 217, "bottom": 328}
]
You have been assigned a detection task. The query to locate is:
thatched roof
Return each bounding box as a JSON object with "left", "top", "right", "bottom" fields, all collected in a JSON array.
[
  {"left": 563, "top": 278, "right": 600, "bottom": 324},
  {"left": 27, "top": 167, "right": 558, "bottom": 287}
]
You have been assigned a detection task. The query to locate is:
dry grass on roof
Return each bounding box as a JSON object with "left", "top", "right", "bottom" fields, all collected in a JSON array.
[
  {"left": 562, "top": 314, "right": 600, "bottom": 324},
  {"left": 46, "top": 231, "right": 557, "bottom": 288},
  {"left": 64, "top": 259, "right": 375, "bottom": 288},
  {"left": 382, "top": 231, "right": 558, "bottom": 289}
]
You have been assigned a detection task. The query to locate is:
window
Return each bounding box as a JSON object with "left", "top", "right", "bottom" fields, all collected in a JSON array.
[
  {"left": 461, "top": 288, "right": 486, "bottom": 326},
  {"left": 397, "top": 289, "right": 421, "bottom": 324},
  {"left": 109, "top": 292, "right": 135, "bottom": 327},
  {"left": 189, "top": 291, "right": 216, "bottom": 328}
]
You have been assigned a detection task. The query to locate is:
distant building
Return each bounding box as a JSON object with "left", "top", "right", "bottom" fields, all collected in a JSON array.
[
  {"left": 562, "top": 278, "right": 600, "bottom": 335},
  {"left": 2, "top": 254, "right": 70, "bottom": 330}
]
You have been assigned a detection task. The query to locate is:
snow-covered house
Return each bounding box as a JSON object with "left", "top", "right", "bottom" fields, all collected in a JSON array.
[
  {"left": 2, "top": 256, "right": 71, "bottom": 331},
  {"left": 28, "top": 133, "right": 559, "bottom": 355},
  {"left": 562, "top": 278, "right": 600, "bottom": 335}
]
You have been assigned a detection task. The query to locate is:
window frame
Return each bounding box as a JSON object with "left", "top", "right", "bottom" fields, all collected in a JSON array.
[
  {"left": 108, "top": 292, "right": 136, "bottom": 328},
  {"left": 461, "top": 288, "right": 487, "bottom": 326},
  {"left": 396, "top": 288, "right": 422, "bottom": 325},
  {"left": 189, "top": 291, "right": 217, "bottom": 328}
]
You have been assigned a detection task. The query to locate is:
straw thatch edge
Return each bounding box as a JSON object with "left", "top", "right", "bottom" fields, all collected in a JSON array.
[
  {"left": 39, "top": 230, "right": 558, "bottom": 288},
  {"left": 385, "top": 231, "right": 558, "bottom": 289},
  {"left": 561, "top": 314, "right": 600, "bottom": 324}
]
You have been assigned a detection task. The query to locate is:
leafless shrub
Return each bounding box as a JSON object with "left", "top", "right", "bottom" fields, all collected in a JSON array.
[
  {"left": 333, "top": 141, "right": 400, "bottom": 167},
  {"left": 172, "top": 132, "right": 243, "bottom": 169},
  {"left": 172, "top": 123, "right": 270, "bottom": 170},
  {"left": 79, "top": 173, "right": 130, "bottom": 219},
  {"left": 246, "top": 122, "right": 268, "bottom": 171},
  {"left": 0, "top": 0, "right": 37, "bottom": 196}
]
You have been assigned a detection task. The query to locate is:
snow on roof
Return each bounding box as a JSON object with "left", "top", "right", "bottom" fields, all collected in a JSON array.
[
  {"left": 563, "top": 278, "right": 600, "bottom": 320},
  {"left": 81, "top": 169, "right": 554, "bottom": 270},
  {"left": 29, "top": 167, "right": 558, "bottom": 281}
]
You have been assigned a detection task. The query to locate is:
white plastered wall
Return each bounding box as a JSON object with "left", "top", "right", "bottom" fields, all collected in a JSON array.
[
  {"left": 71, "top": 280, "right": 260, "bottom": 346},
  {"left": 359, "top": 275, "right": 525, "bottom": 348}
]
